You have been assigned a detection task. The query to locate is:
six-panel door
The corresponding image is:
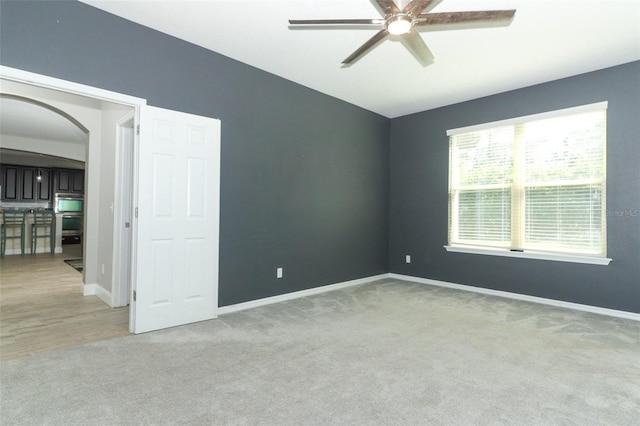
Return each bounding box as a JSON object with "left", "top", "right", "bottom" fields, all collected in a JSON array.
[{"left": 133, "top": 106, "right": 220, "bottom": 334}]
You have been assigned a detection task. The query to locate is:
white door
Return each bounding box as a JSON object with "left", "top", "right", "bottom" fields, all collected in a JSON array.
[{"left": 132, "top": 105, "right": 220, "bottom": 334}]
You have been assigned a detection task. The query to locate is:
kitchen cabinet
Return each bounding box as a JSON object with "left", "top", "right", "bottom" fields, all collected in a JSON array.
[
  {"left": 55, "top": 169, "right": 84, "bottom": 194},
  {"left": 1, "top": 165, "right": 19, "bottom": 201},
  {"left": 36, "top": 168, "right": 53, "bottom": 201},
  {"left": 72, "top": 170, "right": 84, "bottom": 192},
  {"left": 20, "top": 167, "right": 36, "bottom": 201},
  {"left": 1, "top": 164, "right": 53, "bottom": 202}
]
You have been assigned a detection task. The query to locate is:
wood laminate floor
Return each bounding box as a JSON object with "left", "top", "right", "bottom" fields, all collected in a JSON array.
[{"left": 0, "top": 245, "right": 129, "bottom": 362}]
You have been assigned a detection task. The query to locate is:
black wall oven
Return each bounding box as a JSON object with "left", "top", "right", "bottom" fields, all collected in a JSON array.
[{"left": 55, "top": 193, "right": 83, "bottom": 244}]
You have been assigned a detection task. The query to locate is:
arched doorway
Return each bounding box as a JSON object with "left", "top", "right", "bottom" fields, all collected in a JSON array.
[{"left": 0, "top": 76, "right": 138, "bottom": 359}]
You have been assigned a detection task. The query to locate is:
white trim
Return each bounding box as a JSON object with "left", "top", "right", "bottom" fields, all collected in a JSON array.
[
  {"left": 218, "top": 274, "right": 389, "bottom": 315},
  {"left": 1, "top": 247, "right": 62, "bottom": 255},
  {"left": 1, "top": 249, "right": 23, "bottom": 256},
  {"left": 444, "top": 245, "right": 612, "bottom": 265},
  {"left": 0, "top": 66, "right": 146, "bottom": 107},
  {"left": 388, "top": 273, "right": 640, "bottom": 321},
  {"left": 111, "top": 111, "right": 136, "bottom": 308},
  {"left": 218, "top": 272, "right": 639, "bottom": 321},
  {"left": 446, "top": 101, "right": 608, "bottom": 136},
  {"left": 83, "top": 283, "right": 96, "bottom": 296},
  {"left": 96, "top": 285, "right": 113, "bottom": 306},
  {"left": 82, "top": 283, "right": 113, "bottom": 306}
]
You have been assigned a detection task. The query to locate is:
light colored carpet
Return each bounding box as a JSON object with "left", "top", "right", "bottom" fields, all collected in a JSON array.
[{"left": 1, "top": 279, "right": 638, "bottom": 425}]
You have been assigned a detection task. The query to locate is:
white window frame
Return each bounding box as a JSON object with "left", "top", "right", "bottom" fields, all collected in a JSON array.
[{"left": 445, "top": 102, "right": 611, "bottom": 266}]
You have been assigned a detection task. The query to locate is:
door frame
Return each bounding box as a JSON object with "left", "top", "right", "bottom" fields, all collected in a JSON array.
[
  {"left": 0, "top": 65, "right": 146, "bottom": 332},
  {"left": 112, "top": 111, "right": 136, "bottom": 308}
]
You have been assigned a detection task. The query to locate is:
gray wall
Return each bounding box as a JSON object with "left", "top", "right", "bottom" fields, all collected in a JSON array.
[
  {"left": 0, "top": 1, "right": 390, "bottom": 306},
  {"left": 2, "top": 1, "right": 637, "bottom": 314},
  {"left": 389, "top": 61, "right": 640, "bottom": 313}
]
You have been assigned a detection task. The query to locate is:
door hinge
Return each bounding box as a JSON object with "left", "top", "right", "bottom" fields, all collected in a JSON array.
[
  {"left": 135, "top": 207, "right": 138, "bottom": 218},
  {"left": 133, "top": 290, "right": 137, "bottom": 302},
  {"left": 125, "top": 222, "right": 130, "bottom": 228},
  {"left": 136, "top": 124, "right": 140, "bottom": 135}
]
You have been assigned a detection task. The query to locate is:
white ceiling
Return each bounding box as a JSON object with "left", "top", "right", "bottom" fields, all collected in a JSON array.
[
  {"left": 0, "top": 97, "right": 88, "bottom": 145},
  {"left": 70, "top": 1, "right": 640, "bottom": 117},
  {"left": 0, "top": 97, "right": 88, "bottom": 169}
]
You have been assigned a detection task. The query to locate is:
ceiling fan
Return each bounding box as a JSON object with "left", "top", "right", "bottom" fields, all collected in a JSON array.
[{"left": 289, "top": 0, "right": 516, "bottom": 66}]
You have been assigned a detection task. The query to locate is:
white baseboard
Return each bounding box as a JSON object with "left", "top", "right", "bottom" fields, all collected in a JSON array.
[
  {"left": 83, "top": 283, "right": 96, "bottom": 296},
  {"left": 218, "top": 273, "right": 389, "bottom": 315},
  {"left": 83, "top": 283, "right": 113, "bottom": 307},
  {"left": 2, "top": 248, "right": 24, "bottom": 256},
  {"left": 2, "top": 246, "right": 62, "bottom": 255},
  {"left": 389, "top": 273, "right": 640, "bottom": 321}
]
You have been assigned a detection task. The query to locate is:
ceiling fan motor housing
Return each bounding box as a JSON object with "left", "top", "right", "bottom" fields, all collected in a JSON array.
[{"left": 386, "top": 13, "right": 413, "bottom": 35}]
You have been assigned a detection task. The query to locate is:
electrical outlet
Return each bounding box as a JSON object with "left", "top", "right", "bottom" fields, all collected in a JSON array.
[
  {"left": 276, "top": 267, "right": 283, "bottom": 279},
  {"left": 405, "top": 255, "right": 411, "bottom": 263}
]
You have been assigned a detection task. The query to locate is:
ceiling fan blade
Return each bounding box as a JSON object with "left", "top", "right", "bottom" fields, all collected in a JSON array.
[
  {"left": 400, "top": 28, "right": 434, "bottom": 66},
  {"left": 403, "top": 0, "right": 444, "bottom": 16},
  {"left": 415, "top": 10, "right": 516, "bottom": 26},
  {"left": 289, "top": 19, "right": 384, "bottom": 26},
  {"left": 373, "top": 0, "right": 401, "bottom": 15},
  {"left": 342, "top": 29, "right": 389, "bottom": 65}
]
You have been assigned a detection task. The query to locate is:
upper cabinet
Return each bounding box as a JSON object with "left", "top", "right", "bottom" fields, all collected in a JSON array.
[
  {"left": 1, "top": 165, "right": 81, "bottom": 202},
  {"left": 37, "top": 168, "right": 53, "bottom": 201},
  {"left": 1, "top": 164, "right": 53, "bottom": 202},
  {"left": 1, "top": 165, "right": 19, "bottom": 201},
  {"left": 55, "top": 169, "right": 84, "bottom": 194},
  {"left": 20, "top": 167, "right": 37, "bottom": 201}
]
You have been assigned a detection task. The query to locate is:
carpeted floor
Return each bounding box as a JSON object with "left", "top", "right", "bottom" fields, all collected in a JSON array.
[{"left": 1, "top": 279, "right": 638, "bottom": 425}]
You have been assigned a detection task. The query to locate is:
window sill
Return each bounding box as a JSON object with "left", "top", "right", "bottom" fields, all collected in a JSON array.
[{"left": 444, "top": 245, "right": 612, "bottom": 265}]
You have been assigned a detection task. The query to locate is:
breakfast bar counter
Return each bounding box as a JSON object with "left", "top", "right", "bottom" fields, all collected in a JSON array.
[{"left": 1, "top": 211, "right": 64, "bottom": 255}]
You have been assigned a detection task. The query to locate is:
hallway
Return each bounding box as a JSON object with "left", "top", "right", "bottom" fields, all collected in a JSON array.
[{"left": 0, "top": 245, "right": 129, "bottom": 361}]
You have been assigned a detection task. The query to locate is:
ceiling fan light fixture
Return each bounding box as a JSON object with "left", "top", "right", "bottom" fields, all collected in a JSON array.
[
  {"left": 288, "top": 1, "right": 517, "bottom": 66},
  {"left": 386, "top": 15, "right": 412, "bottom": 35}
]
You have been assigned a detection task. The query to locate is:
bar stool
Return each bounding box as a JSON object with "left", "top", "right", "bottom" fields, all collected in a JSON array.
[
  {"left": 31, "top": 210, "right": 56, "bottom": 254},
  {"left": 1, "top": 211, "right": 26, "bottom": 256}
]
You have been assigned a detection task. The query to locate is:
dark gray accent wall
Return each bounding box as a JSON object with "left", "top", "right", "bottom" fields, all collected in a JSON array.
[
  {"left": 3, "top": 2, "right": 636, "bottom": 314},
  {"left": 389, "top": 61, "right": 640, "bottom": 313},
  {"left": 0, "top": 1, "right": 390, "bottom": 306}
]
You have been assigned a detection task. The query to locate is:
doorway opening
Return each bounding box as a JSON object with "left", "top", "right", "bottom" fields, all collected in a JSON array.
[
  {"left": 2, "top": 65, "right": 221, "bottom": 337},
  {"left": 1, "top": 66, "right": 144, "bottom": 344}
]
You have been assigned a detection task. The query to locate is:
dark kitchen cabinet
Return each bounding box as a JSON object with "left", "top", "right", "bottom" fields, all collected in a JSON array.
[
  {"left": 55, "top": 169, "right": 84, "bottom": 194},
  {"left": 71, "top": 170, "right": 84, "bottom": 192},
  {"left": 37, "top": 168, "right": 53, "bottom": 201},
  {"left": 56, "top": 169, "right": 71, "bottom": 192},
  {"left": 1, "top": 165, "right": 19, "bottom": 201},
  {"left": 1, "top": 164, "right": 53, "bottom": 202},
  {"left": 20, "top": 167, "right": 37, "bottom": 201}
]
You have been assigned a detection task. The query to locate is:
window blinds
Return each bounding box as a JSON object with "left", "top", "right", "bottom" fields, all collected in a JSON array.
[{"left": 448, "top": 104, "right": 607, "bottom": 256}]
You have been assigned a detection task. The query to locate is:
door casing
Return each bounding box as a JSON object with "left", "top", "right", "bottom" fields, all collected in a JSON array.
[
  {"left": 1, "top": 65, "right": 145, "bottom": 330},
  {"left": 112, "top": 111, "right": 136, "bottom": 308}
]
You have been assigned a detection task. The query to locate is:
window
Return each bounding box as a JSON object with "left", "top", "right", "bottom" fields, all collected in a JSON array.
[{"left": 446, "top": 102, "right": 610, "bottom": 265}]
